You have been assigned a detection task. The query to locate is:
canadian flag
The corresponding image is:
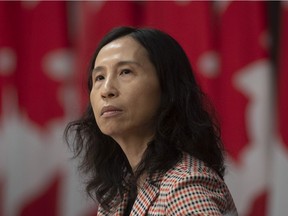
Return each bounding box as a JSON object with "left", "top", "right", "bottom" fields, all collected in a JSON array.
[
  {"left": 0, "top": 2, "right": 18, "bottom": 216},
  {"left": 0, "top": 2, "right": 89, "bottom": 216},
  {"left": 143, "top": 1, "right": 218, "bottom": 98},
  {"left": 269, "top": 2, "right": 288, "bottom": 215},
  {"left": 215, "top": 2, "right": 272, "bottom": 215},
  {"left": 144, "top": 1, "right": 272, "bottom": 215},
  {"left": 277, "top": 0, "right": 288, "bottom": 152}
]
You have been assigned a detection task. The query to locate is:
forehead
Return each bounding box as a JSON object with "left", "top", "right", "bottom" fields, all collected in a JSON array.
[{"left": 95, "top": 36, "right": 148, "bottom": 65}]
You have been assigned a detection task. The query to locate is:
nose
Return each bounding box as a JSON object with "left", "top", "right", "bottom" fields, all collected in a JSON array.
[{"left": 101, "top": 76, "right": 119, "bottom": 99}]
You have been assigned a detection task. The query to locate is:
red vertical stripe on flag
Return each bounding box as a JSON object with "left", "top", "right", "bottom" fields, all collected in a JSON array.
[
  {"left": 16, "top": 2, "right": 69, "bottom": 128},
  {"left": 217, "top": 2, "right": 271, "bottom": 215},
  {"left": 278, "top": 3, "right": 288, "bottom": 150},
  {"left": 143, "top": 1, "right": 218, "bottom": 98},
  {"left": 0, "top": 1, "right": 19, "bottom": 117},
  {"left": 0, "top": 3, "right": 18, "bottom": 215},
  {"left": 217, "top": 2, "right": 269, "bottom": 161}
]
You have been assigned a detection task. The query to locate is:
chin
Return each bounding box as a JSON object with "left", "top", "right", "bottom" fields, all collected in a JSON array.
[{"left": 100, "top": 128, "right": 118, "bottom": 137}]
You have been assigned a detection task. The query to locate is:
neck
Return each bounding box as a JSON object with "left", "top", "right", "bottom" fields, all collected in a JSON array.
[{"left": 112, "top": 133, "right": 153, "bottom": 171}]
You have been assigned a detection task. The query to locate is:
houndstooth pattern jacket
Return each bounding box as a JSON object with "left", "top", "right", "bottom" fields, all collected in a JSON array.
[{"left": 97, "top": 152, "right": 238, "bottom": 216}]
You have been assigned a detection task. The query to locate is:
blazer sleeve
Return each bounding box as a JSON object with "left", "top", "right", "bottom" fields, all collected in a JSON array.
[{"left": 165, "top": 170, "right": 237, "bottom": 216}]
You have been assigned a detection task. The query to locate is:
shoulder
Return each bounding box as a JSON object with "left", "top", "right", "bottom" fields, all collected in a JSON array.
[
  {"left": 163, "top": 152, "right": 221, "bottom": 185},
  {"left": 158, "top": 152, "right": 237, "bottom": 215}
]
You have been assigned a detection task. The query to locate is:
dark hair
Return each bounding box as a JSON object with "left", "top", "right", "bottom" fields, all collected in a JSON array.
[{"left": 64, "top": 26, "right": 225, "bottom": 211}]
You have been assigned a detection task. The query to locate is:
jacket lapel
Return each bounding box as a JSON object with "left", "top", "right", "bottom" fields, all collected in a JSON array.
[
  {"left": 115, "top": 192, "right": 128, "bottom": 216},
  {"left": 130, "top": 180, "right": 160, "bottom": 216}
]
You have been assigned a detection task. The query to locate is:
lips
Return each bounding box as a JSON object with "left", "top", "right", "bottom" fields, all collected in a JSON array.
[{"left": 100, "top": 105, "right": 123, "bottom": 116}]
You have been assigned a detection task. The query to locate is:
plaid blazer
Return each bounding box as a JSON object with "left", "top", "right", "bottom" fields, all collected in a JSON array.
[{"left": 97, "top": 152, "right": 238, "bottom": 216}]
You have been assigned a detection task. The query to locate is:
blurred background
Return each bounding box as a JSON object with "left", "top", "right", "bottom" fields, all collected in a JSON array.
[{"left": 0, "top": 1, "right": 287, "bottom": 216}]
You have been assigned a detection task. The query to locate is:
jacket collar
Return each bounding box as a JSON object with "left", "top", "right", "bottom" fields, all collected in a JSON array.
[
  {"left": 128, "top": 171, "right": 165, "bottom": 215},
  {"left": 130, "top": 179, "right": 160, "bottom": 215},
  {"left": 98, "top": 172, "right": 164, "bottom": 216}
]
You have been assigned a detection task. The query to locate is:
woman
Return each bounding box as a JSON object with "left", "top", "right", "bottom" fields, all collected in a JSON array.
[{"left": 65, "top": 26, "right": 237, "bottom": 215}]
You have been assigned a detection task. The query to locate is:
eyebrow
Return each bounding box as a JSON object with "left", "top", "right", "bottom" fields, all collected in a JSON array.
[{"left": 93, "top": 60, "right": 142, "bottom": 73}]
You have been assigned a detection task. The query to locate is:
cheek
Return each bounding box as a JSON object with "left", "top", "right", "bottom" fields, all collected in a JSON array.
[
  {"left": 146, "top": 82, "right": 161, "bottom": 106},
  {"left": 90, "top": 92, "right": 95, "bottom": 110},
  {"left": 90, "top": 90, "right": 99, "bottom": 117},
  {"left": 136, "top": 87, "right": 161, "bottom": 117}
]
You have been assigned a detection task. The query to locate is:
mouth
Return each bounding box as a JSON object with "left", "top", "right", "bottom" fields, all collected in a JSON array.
[{"left": 100, "top": 105, "right": 123, "bottom": 117}]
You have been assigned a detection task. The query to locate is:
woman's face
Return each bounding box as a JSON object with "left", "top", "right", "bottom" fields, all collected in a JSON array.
[{"left": 90, "top": 36, "right": 161, "bottom": 141}]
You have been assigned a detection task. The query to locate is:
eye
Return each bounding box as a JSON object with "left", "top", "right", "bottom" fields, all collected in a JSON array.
[
  {"left": 120, "top": 69, "right": 132, "bottom": 75},
  {"left": 95, "top": 75, "right": 105, "bottom": 81}
]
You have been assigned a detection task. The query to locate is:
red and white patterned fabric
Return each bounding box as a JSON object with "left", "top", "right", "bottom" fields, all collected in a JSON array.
[{"left": 97, "top": 153, "right": 237, "bottom": 216}]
